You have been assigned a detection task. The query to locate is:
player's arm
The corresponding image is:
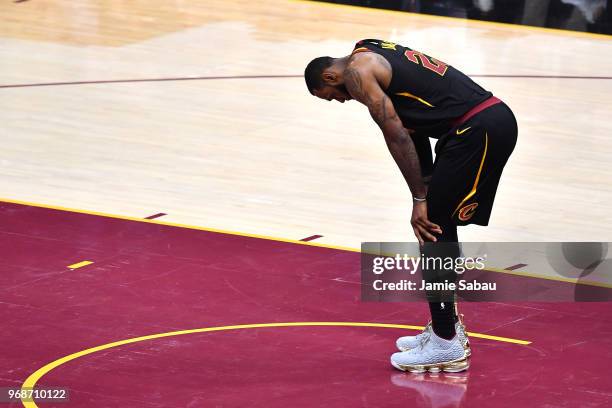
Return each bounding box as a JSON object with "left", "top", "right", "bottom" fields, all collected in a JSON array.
[
  {"left": 410, "top": 132, "right": 434, "bottom": 184},
  {"left": 343, "top": 62, "right": 441, "bottom": 244},
  {"left": 343, "top": 63, "right": 425, "bottom": 196}
]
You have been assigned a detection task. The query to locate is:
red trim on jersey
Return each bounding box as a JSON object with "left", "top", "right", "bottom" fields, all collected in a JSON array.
[{"left": 452, "top": 96, "right": 502, "bottom": 126}]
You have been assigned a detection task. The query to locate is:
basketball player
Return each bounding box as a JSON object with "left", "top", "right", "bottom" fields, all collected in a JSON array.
[{"left": 304, "top": 39, "right": 517, "bottom": 372}]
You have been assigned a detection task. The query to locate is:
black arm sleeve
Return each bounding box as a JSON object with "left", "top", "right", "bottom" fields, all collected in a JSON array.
[{"left": 410, "top": 133, "right": 434, "bottom": 179}]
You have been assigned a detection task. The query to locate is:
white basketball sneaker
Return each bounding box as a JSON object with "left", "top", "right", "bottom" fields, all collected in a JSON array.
[
  {"left": 455, "top": 314, "right": 471, "bottom": 357},
  {"left": 395, "top": 322, "right": 433, "bottom": 351},
  {"left": 391, "top": 331, "right": 469, "bottom": 373},
  {"left": 396, "top": 316, "right": 471, "bottom": 357}
]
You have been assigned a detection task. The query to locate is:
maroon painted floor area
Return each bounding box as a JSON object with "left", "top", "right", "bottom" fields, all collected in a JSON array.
[{"left": 1, "top": 201, "right": 611, "bottom": 408}]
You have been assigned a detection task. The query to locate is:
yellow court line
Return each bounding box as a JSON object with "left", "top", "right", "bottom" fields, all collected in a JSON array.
[
  {"left": 20, "top": 321, "right": 530, "bottom": 407},
  {"left": 0, "top": 197, "right": 360, "bottom": 253},
  {"left": 67, "top": 261, "right": 93, "bottom": 270},
  {"left": 2, "top": 197, "right": 611, "bottom": 289},
  {"left": 296, "top": 0, "right": 612, "bottom": 40}
]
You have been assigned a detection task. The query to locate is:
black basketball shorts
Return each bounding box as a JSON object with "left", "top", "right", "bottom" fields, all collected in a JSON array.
[{"left": 427, "top": 101, "right": 518, "bottom": 226}]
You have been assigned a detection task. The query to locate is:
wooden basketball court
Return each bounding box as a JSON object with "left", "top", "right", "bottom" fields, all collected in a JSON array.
[{"left": 1, "top": 1, "right": 611, "bottom": 407}]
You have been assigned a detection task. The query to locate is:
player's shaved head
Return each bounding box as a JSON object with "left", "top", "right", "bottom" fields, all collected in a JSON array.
[{"left": 304, "top": 56, "right": 334, "bottom": 94}]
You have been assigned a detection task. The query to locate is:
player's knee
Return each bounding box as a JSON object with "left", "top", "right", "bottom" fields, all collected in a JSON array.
[{"left": 424, "top": 215, "right": 458, "bottom": 243}]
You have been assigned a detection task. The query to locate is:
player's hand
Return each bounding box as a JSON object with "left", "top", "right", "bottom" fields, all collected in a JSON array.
[{"left": 411, "top": 201, "right": 442, "bottom": 245}]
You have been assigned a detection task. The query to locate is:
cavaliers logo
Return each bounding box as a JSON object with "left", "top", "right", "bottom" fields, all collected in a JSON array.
[{"left": 458, "top": 203, "right": 479, "bottom": 221}]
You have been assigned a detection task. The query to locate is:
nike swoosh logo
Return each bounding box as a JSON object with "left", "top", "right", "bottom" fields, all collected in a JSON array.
[{"left": 456, "top": 127, "right": 471, "bottom": 135}]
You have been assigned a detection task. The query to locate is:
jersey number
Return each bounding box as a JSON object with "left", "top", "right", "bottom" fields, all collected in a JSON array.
[{"left": 404, "top": 50, "right": 448, "bottom": 76}]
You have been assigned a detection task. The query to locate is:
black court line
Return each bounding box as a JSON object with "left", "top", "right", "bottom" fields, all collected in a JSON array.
[
  {"left": 505, "top": 263, "right": 528, "bottom": 271},
  {"left": 0, "top": 75, "right": 300, "bottom": 89},
  {"left": 300, "top": 234, "right": 323, "bottom": 242},
  {"left": 471, "top": 74, "right": 612, "bottom": 79},
  {"left": 1, "top": 74, "right": 611, "bottom": 89},
  {"left": 144, "top": 213, "right": 167, "bottom": 220}
]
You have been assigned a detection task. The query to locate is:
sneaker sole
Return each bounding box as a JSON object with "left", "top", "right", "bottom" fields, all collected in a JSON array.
[
  {"left": 398, "top": 345, "right": 471, "bottom": 358},
  {"left": 391, "top": 355, "right": 470, "bottom": 373}
]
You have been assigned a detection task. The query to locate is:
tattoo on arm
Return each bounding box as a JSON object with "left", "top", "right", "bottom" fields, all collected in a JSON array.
[
  {"left": 344, "top": 67, "right": 368, "bottom": 104},
  {"left": 344, "top": 68, "right": 400, "bottom": 131},
  {"left": 370, "top": 96, "right": 400, "bottom": 128},
  {"left": 344, "top": 65, "right": 425, "bottom": 196},
  {"left": 345, "top": 68, "right": 386, "bottom": 123},
  {"left": 386, "top": 132, "right": 426, "bottom": 197}
]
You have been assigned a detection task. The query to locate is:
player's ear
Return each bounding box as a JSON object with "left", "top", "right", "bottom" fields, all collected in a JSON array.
[{"left": 322, "top": 71, "right": 337, "bottom": 84}]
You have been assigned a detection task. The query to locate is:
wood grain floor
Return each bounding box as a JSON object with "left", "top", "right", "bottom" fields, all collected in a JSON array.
[{"left": 1, "top": 0, "right": 611, "bottom": 248}]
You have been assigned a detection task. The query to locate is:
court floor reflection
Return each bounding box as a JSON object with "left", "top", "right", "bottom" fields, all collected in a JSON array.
[{"left": 391, "top": 371, "right": 469, "bottom": 408}]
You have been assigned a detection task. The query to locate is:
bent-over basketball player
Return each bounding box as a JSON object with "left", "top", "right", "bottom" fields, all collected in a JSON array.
[{"left": 304, "top": 39, "right": 517, "bottom": 373}]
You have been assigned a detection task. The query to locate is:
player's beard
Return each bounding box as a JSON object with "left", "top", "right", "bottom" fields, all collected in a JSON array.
[{"left": 335, "top": 84, "right": 351, "bottom": 100}]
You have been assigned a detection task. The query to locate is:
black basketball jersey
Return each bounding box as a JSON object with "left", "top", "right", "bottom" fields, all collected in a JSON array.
[{"left": 352, "top": 39, "right": 492, "bottom": 134}]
